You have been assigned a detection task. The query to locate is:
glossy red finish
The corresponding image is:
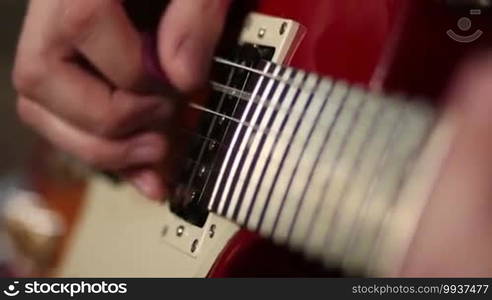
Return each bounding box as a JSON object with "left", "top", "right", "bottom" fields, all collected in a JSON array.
[
  {"left": 256, "top": 0, "right": 492, "bottom": 98},
  {"left": 208, "top": 230, "right": 337, "bottom": 277},
  {"left": 383, "top": 1, "right": 492, "bottom": 99},
  {"left": 257, "top": 0, "right": 409, "bottom": 86}
]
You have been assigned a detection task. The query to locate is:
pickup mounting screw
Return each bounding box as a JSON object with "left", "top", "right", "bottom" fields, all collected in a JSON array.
[
  {"left": 209, "top": 224, "right": 216, "bottom": 238},
  {"left": 258, "top": 27, "right": 266, "bottom": 38},
  {"left": 280, "top": 22, "right": 288, "bottom": 35},
  {"left": 176, "top": 225, "right": 185, "bottom": 237},
  {"left": 191, "top": 239, "right": 199, "bottom": 253}
]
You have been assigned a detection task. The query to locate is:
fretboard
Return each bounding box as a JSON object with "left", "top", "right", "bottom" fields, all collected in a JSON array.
[{"left": 173, "top": 54, "right": 452, "bottom": 276}]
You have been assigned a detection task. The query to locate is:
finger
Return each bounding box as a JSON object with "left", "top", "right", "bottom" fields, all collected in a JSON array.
[
  {"left": 123, "top": 169, "right": 167, "bottom": 200},
  {"left": 17, "top": 96, "right": 167, "bottom": 171},
  {"left": 59, "top": 0, "right": 148, "bottom": 90},
  {"left": 14, "top": 56, "right": 173, "bottom": 137},
  {"left": 158, "top": 0, "right": 232, "bottom": 92}
]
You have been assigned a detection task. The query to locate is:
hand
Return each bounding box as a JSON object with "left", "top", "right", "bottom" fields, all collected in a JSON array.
[
  {"left": 402, "top": 55, "right": 492, "bottom": 276},
  {"left": 13, "top": 0, "right": 231, "bottom": 199}
]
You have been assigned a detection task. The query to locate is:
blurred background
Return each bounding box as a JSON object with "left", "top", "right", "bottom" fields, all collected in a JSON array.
[
  {"left": 0, "top": 0, "right": 63, "bottom": 277},
  {"left": 0, "top": 0, "right": 38, "bottom": 276},
  {"left": 0, "top": 1, "right": 32, "bottom": 172}
]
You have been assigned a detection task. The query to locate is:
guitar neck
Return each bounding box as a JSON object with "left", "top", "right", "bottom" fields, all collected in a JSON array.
[{"left": 173, "top": 53, "right": 453, "bottom": 275}]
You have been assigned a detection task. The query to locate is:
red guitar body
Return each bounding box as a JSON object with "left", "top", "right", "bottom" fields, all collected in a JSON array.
[{"left": 207, "top": 0, "right": 492, "bottom": 277}]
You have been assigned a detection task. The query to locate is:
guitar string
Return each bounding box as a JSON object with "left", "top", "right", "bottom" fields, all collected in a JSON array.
[
  {"left": 177, "top": 72, "right": 347, "bottom": 175},
  {"left": 188, "top": 77, "right": 336, "bottom": 140},
  {"left": 213, "top": 57, "right": 308, "bottom": 91},
  {"left": 185, "top": 81, "right": 300, "bottom": 143},
  {"left": 174, "top": 58, "right": 268, "bottom": 205},
  {"left": 207, "top": 55, "right": 332, "bottom": 117},
  {"left": 179, "top": 62, "right": 304, "bottom": 176},
  {"left": 198, "top": 59, "right": 256, "bottom": 205},
  {"left": 174, "top": 58, "right": 432, "bottom": 256},
  {"left": 174, "top": 80, "right": 285, "bottom": 177},
  {"left": 175, "top": 56, "right": 380, "bottom": 179},
  {"left": 175, "top": 58, "right": 380, "bottom": 210},
  {"left": 184, "top": 57, "right": 241, "bottom": 204},
  {"left": 188, "top": 57, "right": 368, "bottom": 139}
]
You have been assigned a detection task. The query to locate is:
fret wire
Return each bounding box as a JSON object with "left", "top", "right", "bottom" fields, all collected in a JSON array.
[
  {"left": 217, "top": 63, "right": 277, "bottom": 214},
  {"left": 229, "top": 67, "right": 292, "bottom": 220},
  {"left": 285, "top": 83, "right": 349, "bottom": 247},
  {"left": 223, "top": 64, "right": 284, "bottom": 218},
  {"left": 367, "top": 109, "right": 439, "bottom": 275},
  {"left": 183, "top": 60, "right": 239, "bottom": 204},
  {"left": 211, "top": 62, "right": 272, "bottom": 213},
  {"left": 341, "top": 104, "right": 423, "bottom": 267},
  {"left": 299, "top": 86, "right": 360, "bottom": 250},
  {"left": 318, "top": 94, "right": 388, "bottom": 258},
  {"left": 256, "top": 74, "right": 320, "bottom": 236},
  {"left": 249, "top": 71, "right": 309, "bottom": 230},
  {"left": 234, "top": 68, "right": 299, "bottom": 224},
  {"left": 268, "top": 76, "right": 323, "bottom": 237},
  {"left": 308, "top": 90, "right": 368, "bottom": 243},
  {"left": 287, "top": 81, "right": 343, "bottom": 243},
  {"left": 267, "top": 77, "right": 333, "bottom": 241},
  {"left": 198, "top": 60, "right": 256, "bottom": 206}
]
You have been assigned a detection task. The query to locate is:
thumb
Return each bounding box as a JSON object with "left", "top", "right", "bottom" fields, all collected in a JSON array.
[{"left": 157, "top": 0, "right": 231, "bottom": 92}]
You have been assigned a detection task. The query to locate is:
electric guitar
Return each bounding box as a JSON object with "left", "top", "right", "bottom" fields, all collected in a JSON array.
[{"left": 12, "top": 0, "right": 492, "bottom": 277}]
